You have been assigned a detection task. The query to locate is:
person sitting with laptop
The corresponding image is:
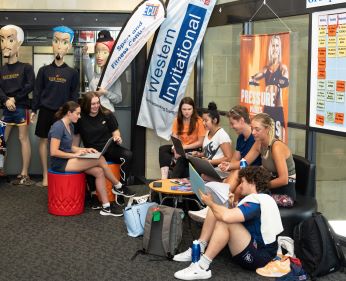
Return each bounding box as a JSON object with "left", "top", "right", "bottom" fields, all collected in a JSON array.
[
  {"left": 191, "top": 102, "right": 232, "bottom": 167},
  {"left": 74, "top": 92, "right": 134, "bottom": 207},
  {"left": 48, "top": 101, "right": 125, "bottom": 217},
  {"left": 188, "top": 105, "right": 262, "bottom": 221},
  {"left": 174, "top": 166, "right": 282, "bottom": 280},
  {"left": 159, "top": 97, "right": 205, "bottom": 179}
]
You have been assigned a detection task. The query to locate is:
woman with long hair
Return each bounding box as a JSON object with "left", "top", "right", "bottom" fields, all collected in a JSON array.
[
  {"left": 48, "top": 101, "right": 124, "bottom": 216},
  {"left": 159, "top": 97, "right": 205, "bottom": 179},
  {"left": 74, "top": 92, "right": 133, "bottom": 207},
  {"left": 249, "top": 34, "right": 289, "bottom": 140},
  {"left": 244, "top": 113, "right": 296, "bottom": 202}
]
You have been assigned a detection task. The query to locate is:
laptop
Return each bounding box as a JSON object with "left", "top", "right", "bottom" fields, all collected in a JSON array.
[
  {"left": 187, "top": 154, "right": 229, "bottom": 181},
  {"left": 171, "top": 135, "right": 187, "bottom": 157},
  {"left": 77, "top": 137, "right": 113, "bottom": 159},
  {"left": 189, "top": 163, "right": 229, "bottom": 205}
]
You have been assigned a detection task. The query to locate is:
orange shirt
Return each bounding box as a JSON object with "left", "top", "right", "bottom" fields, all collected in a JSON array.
[{"left": 172, "top": 117, "right": 205, "bottom": 145}]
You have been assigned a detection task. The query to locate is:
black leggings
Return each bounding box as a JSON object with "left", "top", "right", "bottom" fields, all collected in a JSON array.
[
  {"left": 159, "top": 144, "right": 200, "bottom": 179},
  {"left": 87, "top": 143, "right": 133, "bottom": 192}
]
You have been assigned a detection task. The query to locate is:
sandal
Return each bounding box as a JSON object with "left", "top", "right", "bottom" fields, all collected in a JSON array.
[
  {"left": 35, "top": 181, "right": 48, "bottom": 188},
  {"left": 19, "top": 176, "right": 35, "bottom": 186},
  {"left": 11, "top": 174, "right": 24, "bottom": 185}
]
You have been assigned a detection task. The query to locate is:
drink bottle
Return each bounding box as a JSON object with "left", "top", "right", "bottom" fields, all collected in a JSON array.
[
  {"left": 191, "top": 240, "right": 201, "bottom": 263},
  {"left": 240, "top": 158, "right": 248, "bottom": 169}
]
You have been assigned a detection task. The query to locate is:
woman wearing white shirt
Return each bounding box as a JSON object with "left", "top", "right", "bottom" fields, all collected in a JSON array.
[{"left": 192, "top": 102, "right": 233, "bottom": 166}]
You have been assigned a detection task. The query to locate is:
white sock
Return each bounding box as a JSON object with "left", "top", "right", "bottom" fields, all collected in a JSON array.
[
  {"left": 198, "top": 254, "right": 212, "bottom": 270},
  {"left": 161, "top": 166, "right": 169, "bottom": 179},
  {"left": 114, "top": 182, "right": 122, "bottom": 189},
  {"left": 199, "top": 240, "right": 208, "bottom": 253},
  {"left": 102, "top": 202, "right": 110, "bottom": 208}
]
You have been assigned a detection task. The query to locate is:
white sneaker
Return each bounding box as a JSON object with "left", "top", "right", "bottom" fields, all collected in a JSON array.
[
  {"left": 188, "top": 207, "right": 209, "bottom": 223},
  {"left": 173, "top": 247, "right": 192, "bottom": 262},
  {"left": 174, "top": 262, "right": 212, "bottom": 280}
]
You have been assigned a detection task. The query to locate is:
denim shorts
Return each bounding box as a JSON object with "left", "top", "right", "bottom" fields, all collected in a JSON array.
[{"left": 2, "top": 108, "right": 29, "bottom": 126}]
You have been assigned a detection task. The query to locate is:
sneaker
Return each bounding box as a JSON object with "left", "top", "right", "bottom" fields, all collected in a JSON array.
[
  {"left": 256, "top": 257, "right": 291, "bottom": 278},
  {"left": 173, "top": 248, "right": 192, "bottom": 262},
  {"left": 90, "top": 195, "right": 101, "bottom": 210},
  {"left": 174, "top": 262, "right": 212, "bottom": 280},
  {"left": 277, "top": 263, "right": 307, "bottom": 281},
  {"left": 99, "top": 203, "right": 123, "bottom": 217},
  {"left": 112, "top": 185, "right": 135, "bottom": 198},
  {"left": 188, "top": 207, "right": 209, "bottom": 223}
]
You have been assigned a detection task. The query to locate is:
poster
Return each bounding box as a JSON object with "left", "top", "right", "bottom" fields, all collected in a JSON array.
[
  {"left": 240, "top": 32, "right": 290, "bottom": 143},
  {"left": 310, "top": 8, "right": 346, "bottom": 133}
]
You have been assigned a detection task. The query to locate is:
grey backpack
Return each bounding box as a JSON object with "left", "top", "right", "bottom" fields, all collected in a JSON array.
[{"left": 142, "top": 205, "right": 184, "bottom": 259}]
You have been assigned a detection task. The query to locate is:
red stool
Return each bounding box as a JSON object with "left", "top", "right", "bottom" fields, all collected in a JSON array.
[
  {"left": 48, "top": 169, "right": 86, "bottom": 216},
  {"left": 96, "top": 162, "right": 120, "bottom": 202}
]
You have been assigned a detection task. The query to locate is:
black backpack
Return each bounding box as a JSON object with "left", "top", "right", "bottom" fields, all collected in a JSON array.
[{"left": 293, "top": 212, "right": 346, "bottom": 280}]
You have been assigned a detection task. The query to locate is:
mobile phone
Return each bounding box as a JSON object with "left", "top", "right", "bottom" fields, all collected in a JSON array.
[
  {"left": 170, "top": 179, "right": 181, "bottom": 184},
  {"left": 153, "top": 181, "right": 162, "bottom": 188}
]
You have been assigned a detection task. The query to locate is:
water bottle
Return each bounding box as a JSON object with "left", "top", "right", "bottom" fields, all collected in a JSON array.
[
  {"left": 191, "top": 240, "right": 201, "bottom": 263},
  {"left": 240, "top": 158, "right": 248, "bottom": 169}
]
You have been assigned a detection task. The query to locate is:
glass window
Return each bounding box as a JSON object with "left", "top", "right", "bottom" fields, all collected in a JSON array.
[
  {"left": 287, "top": 127, "right": 305, "bottom": 156},
  {"left": 254, "top": 15, "right": 309, "bottom": 125},
  {"left": 203, "top": 24, "right": 243, "bottom": 111},
  {"left": 316, "top": 133, "right": 346, "bottom": 237}
]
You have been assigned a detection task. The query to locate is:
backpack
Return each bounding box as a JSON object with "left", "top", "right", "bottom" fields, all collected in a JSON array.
[
  {"left": 142, "top": 205, "right": 184, "bottom": 259},
  {"left": 293, "top": 212, "right": 346, "bottom": 280}
]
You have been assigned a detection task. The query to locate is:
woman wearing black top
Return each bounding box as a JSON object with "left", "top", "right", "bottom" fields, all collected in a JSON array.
[{"left": 74, "top": 92, "right": 133, "bottom": 205}]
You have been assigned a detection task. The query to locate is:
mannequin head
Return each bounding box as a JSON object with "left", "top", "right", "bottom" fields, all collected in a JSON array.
[
  {"left": 95, "top": 30, "right": 114, "bottom": 68},
  {"left": 52, "top": 26, "right": 74, "bottom": 61},
  {"left": 0, "top": 25, "right": 24, "bottom": 61}
]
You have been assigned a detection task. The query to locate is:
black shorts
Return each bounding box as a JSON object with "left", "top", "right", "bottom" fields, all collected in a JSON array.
[
  {"left": 232, "top": 238, "right": 277, "bottom": 271},
  {"left": 35, "top": 107, "right": 57, "bottom": 138}
]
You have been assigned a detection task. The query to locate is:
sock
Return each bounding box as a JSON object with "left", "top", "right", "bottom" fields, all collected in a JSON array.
[
  {"left": 102, "top": 202, "right": 110, "bottom": 208},
  {"left": 161, "top": 166, "right": 169, "bottom": 179},
  {"left": 198, "top": 240, "right": 208, "bottom": 253},
  {"left": 114, "top": 182, "right": 122, "bottom": 189},
  {"left": 198, "top": 254, "right": 212, "bottom": 270}
]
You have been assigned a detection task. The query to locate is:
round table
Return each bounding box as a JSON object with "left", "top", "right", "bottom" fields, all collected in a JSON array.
[{"left": 149, "top": 179, "right": 202, "bottom": 209}]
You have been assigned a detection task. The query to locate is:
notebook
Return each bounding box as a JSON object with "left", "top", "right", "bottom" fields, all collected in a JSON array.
[
  {"left": 189, "top": 163, "right": 229, "bottom": 205},
  {"left": 187, "top": 154, "right": 229, "bottom": 181},
  {"left": 77, "top": 137, "right": 113, "bottom": 159}
]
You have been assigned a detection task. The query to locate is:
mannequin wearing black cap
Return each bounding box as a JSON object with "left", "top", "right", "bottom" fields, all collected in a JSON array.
[{"left": 82, "top": 30, "right": 122, "bottom": 112}]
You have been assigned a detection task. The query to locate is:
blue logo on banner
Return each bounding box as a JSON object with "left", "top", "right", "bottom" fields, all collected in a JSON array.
[
  {"left": 159, "top": 4, "right": 206, "bottom": 104},
  {"left": 144, "top": 4, "right": 159, "bottom": 17}
]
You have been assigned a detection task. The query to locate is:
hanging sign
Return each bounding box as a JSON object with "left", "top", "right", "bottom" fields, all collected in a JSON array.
[
  {"left": 240, "top": 32, "right": 290, "bottom": 143},
  {"left": 307, "top": 0, "right": 346, "bottom": 8},
  {"left": 137, "top": 0, "right": 216, "bottom": 140}
]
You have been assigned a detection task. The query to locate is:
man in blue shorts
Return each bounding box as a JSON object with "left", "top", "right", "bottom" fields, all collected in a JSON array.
[
  {"left": 0, "top": 24, "right": 35, "bottom": 185},
  {"left": 31, "top": 26, "right": 79, "bottom": 187},
  {"left": 174, "top": 166, "right": 283, "bottom": 280}
]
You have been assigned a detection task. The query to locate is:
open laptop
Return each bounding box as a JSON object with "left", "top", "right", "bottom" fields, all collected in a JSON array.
[
  {"left": 189, "top": 163, "right": 228, "bottom": 205},
  {"left": 187, "top": 154, "right": 229, "bottom": 181},
  {"left": 171, "top": 135, "right": 187, "bottom": 157},
  {"left": 77, "top": 137, "right": 113, "bottom": 159}
]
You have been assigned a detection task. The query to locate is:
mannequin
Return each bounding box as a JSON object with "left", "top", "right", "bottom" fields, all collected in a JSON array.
[
  {"left": 82, "top": 30, "right": 122, "bottom": 112},
  {"left": 0, "top": 24, "right": 35, "bottom": 185},
  {"left": 31, "top": 26, "right": 79, "bottom": 187}
]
